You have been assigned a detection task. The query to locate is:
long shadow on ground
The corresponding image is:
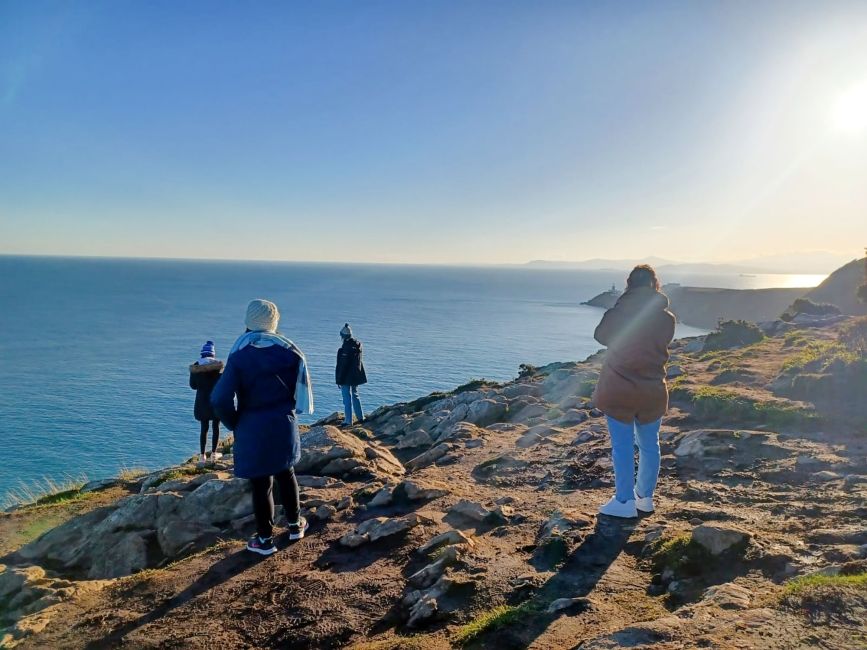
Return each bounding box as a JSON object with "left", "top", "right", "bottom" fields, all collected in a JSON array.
[
  {"left": 472, "top": 515, "right": 637, "bottom": 649},
  {"left": 85, "top": 547, "right": 268, "bottom": 648}
]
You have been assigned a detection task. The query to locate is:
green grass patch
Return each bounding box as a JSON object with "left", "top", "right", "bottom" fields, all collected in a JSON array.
[
  {"left": 781, "top": 570, "right": 867, "bottom": 623},
  {"left": 455, "top": 378, "right": 501, "bottom": 394},
  {"left": 577, "top": 378, "right": 597, "bottom": 397},
  {"left": 648, "top": 533, "right": 713, "bottom": 575},
  {"left": 784, "top": 572, "right": 867, "bottom": 596},
  {"left": 682, "top": 386, "right": 816, "bottom": 428},
  {"left": 151, "top": 465, "right": 211, "bottom": 488},
  {"left": 453, "top": 603, "right": 537, "bottom": 645},
  {"left": 782, "top": 330, "right": 813, "bottom": 348},
  {"left": 34, "top": 488, "right": 87, "bottom": 506},
  {"left": 781, "top": 341, "right": 858, "bottom": 374}
]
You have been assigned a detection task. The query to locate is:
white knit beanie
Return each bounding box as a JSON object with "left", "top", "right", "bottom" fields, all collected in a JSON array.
[{"left": 245, "top": 299, "right": 280, "bottom": 332}]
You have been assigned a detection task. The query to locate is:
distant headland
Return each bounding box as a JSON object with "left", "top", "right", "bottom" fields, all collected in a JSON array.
[{"left": 582, "top": 257, "right": 867, "bottom": 329}]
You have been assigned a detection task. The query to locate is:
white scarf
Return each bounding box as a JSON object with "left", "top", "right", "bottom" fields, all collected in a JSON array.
[{"left": 229, "top": 331, "right": 314, "bottom": 415}]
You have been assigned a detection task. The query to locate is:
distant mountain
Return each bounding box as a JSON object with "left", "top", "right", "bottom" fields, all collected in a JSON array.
[
  {"left": 526, "top": 251, "right": 857, "bottom": 275},
  {"left": 525, "top": 256, "right": 676, "bottom": 271},
  {"left": 806, "top": 257, "right": 867, "bottom": 315}
]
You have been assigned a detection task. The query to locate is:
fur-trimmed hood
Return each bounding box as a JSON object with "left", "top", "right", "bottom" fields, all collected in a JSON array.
[{"left": 190, "top": 360, "right": 224, "bottom": 374}]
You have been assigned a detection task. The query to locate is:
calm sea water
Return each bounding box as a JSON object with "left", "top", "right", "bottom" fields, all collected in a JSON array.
[{"left": 0, "top": 256, "right": 815, "bottom": 503}]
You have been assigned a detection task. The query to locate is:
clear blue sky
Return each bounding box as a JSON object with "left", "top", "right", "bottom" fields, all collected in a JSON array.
[{"left": 1, "top": 1, "right": 865, "bottom": 264}]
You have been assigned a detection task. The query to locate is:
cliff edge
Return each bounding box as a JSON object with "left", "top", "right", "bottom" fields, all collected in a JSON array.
[{"left": 2, "top": 317, "right": 866, "bottom": 649}]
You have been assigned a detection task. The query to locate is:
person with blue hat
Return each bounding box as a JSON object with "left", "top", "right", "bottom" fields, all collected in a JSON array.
[{"left": 189, "top": 340, "right": 224, "bottom": 464}]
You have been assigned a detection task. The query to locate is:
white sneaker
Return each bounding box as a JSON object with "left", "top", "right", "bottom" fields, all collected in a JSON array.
[
  {"left": 198, "top": 453, "right": 208, "bottom": 464},
  {"left": 634, "top": 490, "right": 655, "bottom": 513},
  {"left": 598, "top": 496, "right": 638, "bottom": 518}
]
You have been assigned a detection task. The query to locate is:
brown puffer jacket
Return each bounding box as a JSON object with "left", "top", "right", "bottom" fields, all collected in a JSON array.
[{"left": 592, "top": 286, "right": 676, "bottom": 424}]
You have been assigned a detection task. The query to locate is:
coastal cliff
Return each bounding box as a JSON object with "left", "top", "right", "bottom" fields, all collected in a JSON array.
[
  {"left": 583, "top": 258, "right": 867, "bottom": 329},
  {"left": 2, "top": 317, "right": 866, "bottom": 649}
]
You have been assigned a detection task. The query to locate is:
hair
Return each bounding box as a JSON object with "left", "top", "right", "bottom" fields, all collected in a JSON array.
[{"left": 626, "top": 264, "right": 660, "bottom": 291}]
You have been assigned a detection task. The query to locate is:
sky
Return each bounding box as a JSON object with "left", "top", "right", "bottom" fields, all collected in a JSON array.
[{"left": 1, "top": 1, "right": 866, "bottom": 266}]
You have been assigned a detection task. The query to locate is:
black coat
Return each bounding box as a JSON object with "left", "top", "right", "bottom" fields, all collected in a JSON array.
[
  {"left": 335, "top": 338, "right": 367, "bottom": 386},
  {"left": 189, "top": 361, "right": 223, "bottom": 421}
]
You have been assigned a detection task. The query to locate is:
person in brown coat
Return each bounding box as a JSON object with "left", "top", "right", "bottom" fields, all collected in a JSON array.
[{"left": 592, "top": 265, "right": 675, "bottom": 518}]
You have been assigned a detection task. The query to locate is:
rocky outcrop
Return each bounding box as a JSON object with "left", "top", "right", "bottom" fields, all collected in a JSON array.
[{"left": 296, "top": 426, "right": 404, "bottom": 480}]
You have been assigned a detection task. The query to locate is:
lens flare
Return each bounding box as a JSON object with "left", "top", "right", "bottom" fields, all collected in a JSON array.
[{"left": 831, "top": 80, "right": 867, "bottom": 134}]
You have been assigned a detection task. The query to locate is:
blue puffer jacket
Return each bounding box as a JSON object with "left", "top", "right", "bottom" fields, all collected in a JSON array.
[{"left": 210, "top": 344, "right": 303, "bottom": 479}]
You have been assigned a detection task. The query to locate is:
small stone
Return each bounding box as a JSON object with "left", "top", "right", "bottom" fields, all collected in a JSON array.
[
  {"left": 369, "top": 486, "right": 393, "bottom": 507},
  {"left": 315, "top": 504, "right": 337, "bottom": 521},
  {"left": 702, "top": 582, "right": 752, "bottom": 610},
  {"left": 692, "top": 523, "right": 751, "bottom": 556},
  {"left": 516, "top": 432, "right": 542, "bottom": 448},
  {"left": 397, "top": 479, "right": 449, "bottom": 502},
  {"left": 396, "top": 430, "right": 434, "bottom": 450},
  {"left": 689, "top": 518, "right": 703, "bottom": 526},
  {"left": 81, "top": 478, "right": 117, "bottom": 493},
  {"left": 408, "top": 546, "right": 459, "bottom": 588},
  {"left": 813, "top": 470, "right": 842, "bottom": 482},
  {"left": 406, "top": 443, "right": 450, "bottom": 471},
  {"left": 418, "top": 530, "right": 474, "bottom": 555},
  {"left": 336, "top": 496, "right": 353, "bottom": 511},
  {"left": 546, "top": 597, "right": 591, "bottom": 614},
  {"left": 339, "top": 532, "right": 368, "bottom": 548},
  {"left": 448, "top": 500, "right": 490, "bottom": 522},
  {"left": 465, "top": 439, "right": 484, "bottom": 448}
]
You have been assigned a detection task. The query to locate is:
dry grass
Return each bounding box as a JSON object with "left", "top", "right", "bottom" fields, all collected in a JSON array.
[{"left": 3, "top": 475, "right": 89, "bottom": 510}]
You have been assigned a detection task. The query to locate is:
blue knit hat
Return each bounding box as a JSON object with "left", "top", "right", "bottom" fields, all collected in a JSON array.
[{"left": 200, "top": 341, "right": 216, "bottom": 358}]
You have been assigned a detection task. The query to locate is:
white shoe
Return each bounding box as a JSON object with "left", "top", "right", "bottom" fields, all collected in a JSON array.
[
  {"left": 198, "top": 453, "right": 208, "bottom": 464},
  {"left": 598, "top": 496, "right": 638, "bottom": 518},
  {"left": 634, "top": 490, "right": 655, "bottom": 513}
]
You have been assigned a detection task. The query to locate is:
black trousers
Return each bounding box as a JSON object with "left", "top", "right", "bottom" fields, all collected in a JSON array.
[
  {"left": 250, "top": 467, "right": 300, "bottom": 539},
  {"left": 199, "top": 419, "right": 220, "bottom": 455}
]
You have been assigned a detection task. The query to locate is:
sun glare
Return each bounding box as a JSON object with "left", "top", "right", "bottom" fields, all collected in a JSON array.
[{"left": 831, "top": 80, "right": 867, "bottom": 134}]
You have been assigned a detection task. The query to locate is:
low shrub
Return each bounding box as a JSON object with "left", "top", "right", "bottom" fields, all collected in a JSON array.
[
  {"left": 840, "top": 316, "right": 867, "bottom": 356},
  {"left": 781, "top": 298, "right": 841, "bottom": 321},
  {"left": 702, "top": 320, "right": 764, "bottom": 352},
  {"left": 684, "top": 386, "right": 816, "bottom": 428},
  {"left": 780, "top": 341, "right": 858, "bottom": 374},
  {"left": 649, "top": 533, "right": 712, "bottom": 576}
]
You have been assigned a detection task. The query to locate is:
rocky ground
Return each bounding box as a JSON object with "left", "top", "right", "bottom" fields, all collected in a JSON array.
[{"left": 2, "top": 317, "right": 866, "bottom": 649}]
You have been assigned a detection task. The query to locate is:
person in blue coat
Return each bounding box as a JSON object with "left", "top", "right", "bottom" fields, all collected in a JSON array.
[{"left": 211, "top": 299, "right": 315, "bottom": 555}]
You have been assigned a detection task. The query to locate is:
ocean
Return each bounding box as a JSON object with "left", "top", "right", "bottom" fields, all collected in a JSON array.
[{"left": 0, "top": 256, "right": 818, "bottom": 504}]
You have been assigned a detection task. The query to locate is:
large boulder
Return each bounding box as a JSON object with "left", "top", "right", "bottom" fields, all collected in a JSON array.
[
  {"left": 18, "top": 476, "right": 253, "bottom": 579},
  {"left": 296, "top": 426, "right": 404, "bottom": 480},
  {"left": 465, "top": 398, "right": 508, "bottom": 426},
  {"left": 176, "top": 477, "right": 252, "bottom": 525}
]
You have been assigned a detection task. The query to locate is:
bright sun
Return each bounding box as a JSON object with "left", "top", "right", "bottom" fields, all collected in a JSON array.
[{"left": 831, "top": 80, "right": 867, "bottom": 134}]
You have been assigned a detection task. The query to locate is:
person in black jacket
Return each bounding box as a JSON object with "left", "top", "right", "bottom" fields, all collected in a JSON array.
[
  {"left": 335, "top": 323, "right": 367, "bottom": 426},
  {"left": 189, "top": 340, "right": 223, "bottom": 464}
]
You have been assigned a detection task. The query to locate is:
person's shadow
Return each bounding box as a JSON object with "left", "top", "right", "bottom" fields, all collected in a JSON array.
[
  {"left": 86, "top": 546, "right": 267, "bottom": 648},
  {"left": 480, "top": 515, "right": 637, "bottom": 649}
]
